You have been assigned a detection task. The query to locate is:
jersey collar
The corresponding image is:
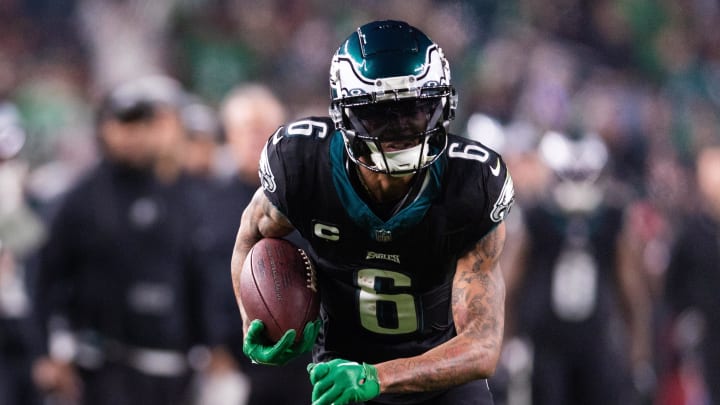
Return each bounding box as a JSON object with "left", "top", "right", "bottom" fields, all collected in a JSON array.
[{"left": 330, "top": 132, "right": 444, "bottom": 242}]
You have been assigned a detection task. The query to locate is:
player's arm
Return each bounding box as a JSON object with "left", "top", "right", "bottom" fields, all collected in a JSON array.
[
  {"left": 615, "top": 210, "right": 653, "bottom": 391},
  {"left": 231, "top": 188, "right": 321, "bottom": 366},
  {"left": 308, "top": 223, "right": 507, "bottom": 404},
  {"left": 377, "top": 222, "right": 506, "bottom": 392},
  {"left": 231, "top": 187, "right": 294, "bottom": 330}
]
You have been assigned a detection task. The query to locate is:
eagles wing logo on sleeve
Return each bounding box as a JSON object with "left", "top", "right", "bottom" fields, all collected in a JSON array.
[
  {"left": 490, "top": 174, "right": 515, "bottom": 222},
  {"left": 258, "top": 144, "right": 276, "bottom": 193}
]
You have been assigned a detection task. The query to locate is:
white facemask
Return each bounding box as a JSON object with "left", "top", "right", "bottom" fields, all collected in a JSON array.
[{"left": 366, "top": 141, "right": 438, "bottom": 177}]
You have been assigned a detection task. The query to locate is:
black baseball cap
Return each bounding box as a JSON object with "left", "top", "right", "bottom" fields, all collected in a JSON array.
[{"left": 99, "top": 75, "right": 186, "bottom": 123}]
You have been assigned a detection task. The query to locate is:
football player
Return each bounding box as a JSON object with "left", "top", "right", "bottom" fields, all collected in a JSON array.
[{"left": 231, "top": 20, "right": 515, "bottom": 405}]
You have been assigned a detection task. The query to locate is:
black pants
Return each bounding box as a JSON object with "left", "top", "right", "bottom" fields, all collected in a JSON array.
[
  {"left": 0, "top": 352, "right": 41, "bottom": 405},
  {"left": 244, "top": 352, "right": 314, "bottom": 405},
  {"left": 531, "top": 343, "right": 626, "bottom": 405},
  {"left": 363, "top": 379, "right": 494, "bottom": 405},
  {"left": 79, "top": 363, "right": 192, "bottom": 405},
  {"left": 0, "top": 318, "right": 41, "bottom": 405}
]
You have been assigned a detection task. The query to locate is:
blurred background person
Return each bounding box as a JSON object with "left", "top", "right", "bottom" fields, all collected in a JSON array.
[
  {"left": 220, "top": 84, "right": 285, "bottom": 188},
  {"left": 179, "top": 100, "right": 224, "bottom": 180},
  {"left": 0, "top": 101, "right": 44, "bottom": 405},
  {"left": 177, "top": 94, "right": 249, "bottom": 405},
  {"left": 30, "top": 75, "right": 215, "bottom": 405},
  {"left": 499, "top": 130, "right": 653, "bottom": 405},
  {"left": 661, "top": 144, "right": 720, "bottom": 405},
  {"left": 190, "top": 83, "right": 312, "bottom": 405}
]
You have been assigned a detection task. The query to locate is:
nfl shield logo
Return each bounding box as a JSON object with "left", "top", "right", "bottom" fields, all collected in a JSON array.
[{"left": 373, "top": 229, "right": 392, "bottom": 242}]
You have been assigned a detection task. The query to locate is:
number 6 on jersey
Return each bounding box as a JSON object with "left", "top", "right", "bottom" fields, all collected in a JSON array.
[{"left": 357, "top": 269, "right": 419, "bottom": 334}]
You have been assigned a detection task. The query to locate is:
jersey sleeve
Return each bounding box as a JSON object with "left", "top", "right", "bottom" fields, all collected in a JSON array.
[
  {"left": 471, "top": 150, "right": 515, "bottom": 253},
  {"left": 258, "top": 126, "right": 292, "bottom": 216},
  {"left": 484, "top": 154, "right": 515, "bottom": 225},
  {"left": 258, "top": 117, "right": 334, "bottom": 225},
  {"left": 445, "top": 135, "right": 516, "bottom": 255}
]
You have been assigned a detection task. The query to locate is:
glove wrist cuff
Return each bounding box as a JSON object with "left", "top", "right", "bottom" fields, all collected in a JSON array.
[{"left": 362, "top": 363, "right": 381, "bottom": 393}]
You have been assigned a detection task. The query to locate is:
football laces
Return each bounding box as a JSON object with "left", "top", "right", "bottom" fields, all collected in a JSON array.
[{"left": 298, "top": 248, "right": 318, "bottom": 292}]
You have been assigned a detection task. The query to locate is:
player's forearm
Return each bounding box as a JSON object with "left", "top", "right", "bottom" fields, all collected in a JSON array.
[
  {"left": 376, "top": 225, "right": 506, "bottom": 393},
  {"left": 374, "top": 224, "right": 507, "bottom": 393},
  {"left": 231, "top": 223, "right": 262, "bottom": 279},
  {"left": 230, "top": 237, "right": 255, "bottom": 325},
  {"left": 231, "top": 196, "right": 268, "bottom": 322},
  {"left": 615, "top": 230, "right": 652, "bottom": 364},
  {"left": 231, "top": 188, "right": 296, "bottom": 326},
  {"left": 231, "top": 189, "right": 283, "bottom": 286},
  {"left": 375, "top": 333, "right": 500, "bottom": 393}
]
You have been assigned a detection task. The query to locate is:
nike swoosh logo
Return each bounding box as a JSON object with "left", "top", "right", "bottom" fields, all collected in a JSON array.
[
  {"left": 490, "top": 158, "right": 501, "bottom": 176},
  {"left": 272, "top": 127, "right": 284, "bottom": 145}
]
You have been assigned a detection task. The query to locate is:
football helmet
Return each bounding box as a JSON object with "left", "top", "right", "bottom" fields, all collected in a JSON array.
[
  {"left": 539, "top": 130, "right": 608, "bottom": 183},
  {"left": 329, "top": 20, "right": 457, "bottom": 176},
  {"left": 539, "top": 130, "right": 609, "bottom": 213}
]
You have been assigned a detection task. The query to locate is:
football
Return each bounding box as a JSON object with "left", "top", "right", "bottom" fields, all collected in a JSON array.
[{"left": 240, "top": 238, "right": 319, "bottom": 343}]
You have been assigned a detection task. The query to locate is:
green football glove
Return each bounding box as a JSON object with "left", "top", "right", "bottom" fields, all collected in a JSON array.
[
  {"left": 243, "top": 319, "right": 321, "bottom": 366},
  {"left": 307, "top": 359, "right": 380, "bottom": 405}
]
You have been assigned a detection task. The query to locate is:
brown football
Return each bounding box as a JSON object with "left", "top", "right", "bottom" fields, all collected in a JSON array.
[{"left": 240, "top": 238, "right": 319, "bottom": 343}]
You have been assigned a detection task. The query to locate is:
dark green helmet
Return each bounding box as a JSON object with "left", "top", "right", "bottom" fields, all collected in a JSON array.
[{"left": 329, "top": 20, "right": 457, "bottom": 176}]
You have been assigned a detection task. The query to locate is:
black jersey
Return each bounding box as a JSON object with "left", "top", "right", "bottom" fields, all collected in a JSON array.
[
  {"left": 260, "top": 117, "right": 514, "bottom": 365},
  {"left": 517, "top": 202, "right": 634, "bottom": 345},
  {"left": 666, "top": 214, "right": 720, "bottom": 405},
  {"left": 35, "top": 162, "right": 209, "bottom": 353}
]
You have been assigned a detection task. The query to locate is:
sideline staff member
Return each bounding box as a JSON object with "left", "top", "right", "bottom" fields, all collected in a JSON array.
[{"left": 32, "top": 76, "right": 210, "bottom": 405}]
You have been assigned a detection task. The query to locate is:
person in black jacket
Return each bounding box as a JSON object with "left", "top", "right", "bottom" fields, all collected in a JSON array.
[
  {"left": 31, "top": 75, "right": 213, "bottom": 405},
  {"left": 664, "top": 145, "right": 720, "bottom": 405}
]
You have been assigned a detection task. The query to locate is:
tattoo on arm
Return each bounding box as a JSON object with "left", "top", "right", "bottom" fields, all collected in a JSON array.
[
  {"left": 376, "top": 223, "right": 508, "bottom": 394},
  {"left": 231, "top": 188, "right": 294, "bottom": 327},
  {"left": 454, "top": 224, "right": 505, "bottom": 338}
]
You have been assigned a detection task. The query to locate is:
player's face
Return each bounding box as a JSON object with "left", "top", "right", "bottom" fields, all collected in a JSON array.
[
  {"left": 697, "top": 147, "right": 720, "bottom": 211},
  {"left": 352, "top": 98, "right": 439, "bottom": 151},
  {"left": 101, "top": 120, "right": 156, "bottom": 167},
  {"left": 101, "top": 108, "right": 181, "bottom": 168}
]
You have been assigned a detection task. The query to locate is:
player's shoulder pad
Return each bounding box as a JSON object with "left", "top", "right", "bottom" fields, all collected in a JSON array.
[
  {"left": 445, "top": 134, "right": 515, "bottom": 223},
  {"left": 259, "top": 116, "right": 336, "bottom": 194},
  {"left": 267, "top": 116, "right": 335, "bottom": 148}
]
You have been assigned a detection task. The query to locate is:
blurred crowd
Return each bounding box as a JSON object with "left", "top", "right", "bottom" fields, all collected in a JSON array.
[{"left": 1, "top": 0, "right": 720, "bottom": 404}]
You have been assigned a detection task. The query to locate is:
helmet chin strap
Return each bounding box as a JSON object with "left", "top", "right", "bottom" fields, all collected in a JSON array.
[
  {"left": 345, "top": 101, "right": 445, "bottom": 175},
  {"left": 366, "top": 143, "right": 424, "bottom": 177}
]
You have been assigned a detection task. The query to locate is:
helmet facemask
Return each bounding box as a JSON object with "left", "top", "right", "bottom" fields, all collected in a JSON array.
[
  {"left": 342, "top": 97, "right": 449, "bottom": 177},
  {"left": 539, "top": 130, "right": 609, "bottom": 213}
]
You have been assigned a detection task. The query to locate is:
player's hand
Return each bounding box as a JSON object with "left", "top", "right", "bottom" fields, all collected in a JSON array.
[
  {"left": 32, "top": 357, "right": 82, "bottom": 401},
  {"left": 307, "top": 359, "right": 380, "bottom": 405},
  {"left": 243, "top": 318, "right": 321, "bottom": 365}
]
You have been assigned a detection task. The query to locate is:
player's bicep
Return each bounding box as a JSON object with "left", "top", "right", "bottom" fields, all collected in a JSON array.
[
  {"left": 451, "top": 223, "right": 507, "bottom": 346},
  {"left": 239, "top": 188, "right": 294, "bottom": 242},
  {"left": 232, "top": 189, "right": 293, "bottom": 276}
]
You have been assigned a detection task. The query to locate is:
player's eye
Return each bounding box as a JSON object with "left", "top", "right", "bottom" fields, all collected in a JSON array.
[{"left": 351, "top": 98, "right": 441, "bottom": 122}]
